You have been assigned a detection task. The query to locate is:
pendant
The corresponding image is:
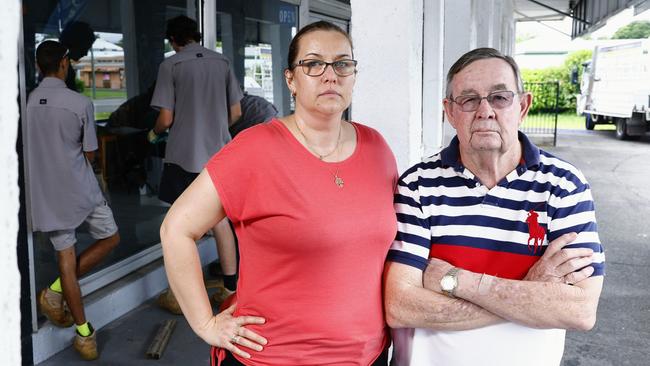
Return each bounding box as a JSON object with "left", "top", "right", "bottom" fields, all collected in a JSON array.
[{"left": 334, "top": 174, "right": 344, "bottom": 188}]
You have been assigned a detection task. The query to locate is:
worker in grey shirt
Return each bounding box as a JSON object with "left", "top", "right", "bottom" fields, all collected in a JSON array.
[
  {"left": 149, "top": 15, "right": 242, "bottom": 314},
  {"left": 26, "top": 40, "right": 120, "bottom": 361},
  {"left": 229, "top": 90, "right": 279, "bottom": 138}
]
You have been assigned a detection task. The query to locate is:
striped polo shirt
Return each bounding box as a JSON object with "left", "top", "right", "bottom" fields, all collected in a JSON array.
[{"left": 387, "top": 132, "right": 605, "bottom": 366}]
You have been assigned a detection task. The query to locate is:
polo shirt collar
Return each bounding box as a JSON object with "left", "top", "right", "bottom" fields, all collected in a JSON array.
[
  {"left": 180, "top": 42, "right": 202, "bottom": 53},
  {"left": 39, "top": 77, "right": 66, "bottom": 88},
  {"left": 440, "top": 131, "right": 541, "bottom": 173}
]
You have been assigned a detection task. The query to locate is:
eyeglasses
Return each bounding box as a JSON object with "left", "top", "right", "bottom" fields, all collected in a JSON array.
[
  {"left": 292, "top": 59, "right": 358, "bottom": 77},
  {"left": 449, "top": 90, "right": 518, "bottom": 112}
]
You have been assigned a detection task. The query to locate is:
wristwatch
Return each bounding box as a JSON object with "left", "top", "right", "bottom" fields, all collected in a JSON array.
[{"left": 440, "top": 267, "right": 460, "bottom": 298}]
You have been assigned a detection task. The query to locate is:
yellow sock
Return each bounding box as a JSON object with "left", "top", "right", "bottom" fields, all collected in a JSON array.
[
  {"left": 49, "top": 278, "right": 62, "bottom": 293},
  {"left": 76, "top": 322, "right": 92, "bottom": 337}
]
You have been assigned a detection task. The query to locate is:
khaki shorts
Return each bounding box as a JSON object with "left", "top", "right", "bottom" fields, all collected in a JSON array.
[{"left": 48, "top": 201, "right": 118, "bottom": 251}]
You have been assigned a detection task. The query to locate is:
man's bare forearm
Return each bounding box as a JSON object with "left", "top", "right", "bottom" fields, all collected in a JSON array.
[
  {"left": 385, "top": 263, "right": 503, "bottom": 331},
  {"left": 153, "top": 108, "right": 173, "bottom": 134},
  {"left": 455, "top": 271, "right": 602, "bottom": 330}
]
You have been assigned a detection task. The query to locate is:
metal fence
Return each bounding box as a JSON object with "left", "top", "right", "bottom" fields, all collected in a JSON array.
[{"left": 520, "top": 81, "right": 559, "bottom": 146}]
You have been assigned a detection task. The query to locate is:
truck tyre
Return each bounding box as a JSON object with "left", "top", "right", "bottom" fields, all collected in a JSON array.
[
  {"left": 585, "top": 114, "right": 596, "bottom": 130},
  {"left": 615, "top": 118, "right": 631, "bottom": 140}
]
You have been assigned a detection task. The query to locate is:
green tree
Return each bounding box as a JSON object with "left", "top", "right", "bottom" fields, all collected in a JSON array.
[
  {"left": 75, "top": 78, "right": 85, "bottom": 93},
  {"left": 612, "top": 20, "right": 650, "bottom": 39}
]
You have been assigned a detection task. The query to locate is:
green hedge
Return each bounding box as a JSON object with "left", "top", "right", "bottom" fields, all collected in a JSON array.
[{"left": 521, "top": 49, "right": 592, "bottom": 114}]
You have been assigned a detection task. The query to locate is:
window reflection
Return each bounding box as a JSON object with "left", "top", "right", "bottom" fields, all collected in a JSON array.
[
  {"left": 22, "top": 0, "right": 301, "bottom": 329},
  {"left": 22, "top": 0, "right": 198, "bottom": 319},
  {"left": 216, "top": 0, "right": 297, "bottom": 115},
  {"left": 245, "top": 44, "right": 274, "bottom": 102}
]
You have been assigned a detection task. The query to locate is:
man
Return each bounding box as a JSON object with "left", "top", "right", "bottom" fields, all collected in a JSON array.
[
  {"left": 27, "top": 40, "right": 120, "bottom": 361},
  {"left": 228, "top": 90, "right": 278, "bottom": 138},
  {"left": 385, "top": 48, "right": 605, "bottom": 366},
  {"left": 149, "top": 15, "right": 243, "bottom": 313}
]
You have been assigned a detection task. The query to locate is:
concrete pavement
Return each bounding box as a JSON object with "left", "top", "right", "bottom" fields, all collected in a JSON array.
[{"left": 546, "top": 129, "right": 650, "bottom": 366}]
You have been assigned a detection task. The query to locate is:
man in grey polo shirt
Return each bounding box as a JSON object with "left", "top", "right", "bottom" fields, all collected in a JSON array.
[
  {"left": 149, "top": 15, "right": 242, "bottom": 313},
  {"left": 26, "top": 40, "right": 120, "bottom": 361}
]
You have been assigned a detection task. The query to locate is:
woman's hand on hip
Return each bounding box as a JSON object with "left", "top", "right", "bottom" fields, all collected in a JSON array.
[{"left": 198, "top": 303, "right": 267, "bottom": 359}]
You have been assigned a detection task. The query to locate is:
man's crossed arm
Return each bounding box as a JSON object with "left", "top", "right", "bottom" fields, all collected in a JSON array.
[{"left": 385, "top": 233, "right": 603, "bottom": 331}]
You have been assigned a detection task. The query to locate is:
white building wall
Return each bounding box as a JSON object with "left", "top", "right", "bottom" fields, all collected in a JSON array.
[
  {"left": 351, "top": 0, "right": 425, "bottom": 172},
  {"left": 442, "top": 0, "right": 475, "bottom": 144},
  {"left": 501, "top": 0, "right": 516, "bottom": 55},
  {"left": 474, "top": 0, "right": 496, "bottom": 48},
  {"left": 441, "top": 0, "right": 516, "bottom": 145},
  {"left": 422, "top": 0, "right": 445, "bottom": 158},
  {"left": 1, "top": 1, "right": 22, "bottom": 364},
  {"left": 351, "top": 0, "right": 516, "bottom": 169}
]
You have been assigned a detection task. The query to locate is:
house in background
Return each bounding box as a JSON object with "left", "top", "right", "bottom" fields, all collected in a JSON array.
[{"left": 76, "top": 38, "right": 124, "bottom": 90}]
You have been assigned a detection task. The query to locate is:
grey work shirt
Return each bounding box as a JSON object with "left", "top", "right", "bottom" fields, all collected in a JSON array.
[
  {"left": 26, "top": 77, "right": 104, "bottom": 232},
  {"left": 151, "top": 43, "right": 243, "bottom": 173}
]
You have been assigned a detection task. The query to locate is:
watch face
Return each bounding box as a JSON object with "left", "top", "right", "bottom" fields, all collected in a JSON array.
[{"left": 441, "top": 276, "right": 456, "bottom": 291}]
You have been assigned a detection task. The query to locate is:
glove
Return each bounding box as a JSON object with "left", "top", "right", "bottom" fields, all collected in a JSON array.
[{"left": 147, "top": 129, "right": 167, "bottom": 144}]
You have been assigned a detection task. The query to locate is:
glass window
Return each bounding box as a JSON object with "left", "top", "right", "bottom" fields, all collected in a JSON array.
[
  {"left": 21, "top": 0, "right": 199, "bottom": 327},
  {"left": 216, "top": 0, "right": 298, "bottom": 116}
]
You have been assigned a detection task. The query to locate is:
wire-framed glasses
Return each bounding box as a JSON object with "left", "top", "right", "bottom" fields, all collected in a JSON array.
[
  {"left": 450, "top": 90, "right": 518, "bottom": 112},
  {"left": 292, "top": 59, "right": 358, "bottom": 77}
]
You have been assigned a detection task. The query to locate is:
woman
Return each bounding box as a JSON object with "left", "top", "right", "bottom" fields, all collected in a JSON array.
[{"left": 160, "top": 21, "right": 397, "bottom": 366}]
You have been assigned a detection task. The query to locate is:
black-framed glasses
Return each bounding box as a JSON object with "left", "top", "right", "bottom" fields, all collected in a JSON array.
[
  {"left": 449, "top": 90, "right": 518, "bottom": 112},
  {"left": 292, "top": 59, "right": 357, "bottom": 77}
]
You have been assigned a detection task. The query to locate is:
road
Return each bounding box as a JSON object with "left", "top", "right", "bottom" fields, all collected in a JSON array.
[
  {"left": 546, "top": 129, "right": 650, "bottom": 366},
  {"left": 93, "top": 98, "right": 125, "bottom": 114}
]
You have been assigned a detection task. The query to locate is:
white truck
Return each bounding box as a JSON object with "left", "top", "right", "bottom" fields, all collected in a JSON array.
[{"left": 577, "top": 39, "right": 650, "bottom": 140}]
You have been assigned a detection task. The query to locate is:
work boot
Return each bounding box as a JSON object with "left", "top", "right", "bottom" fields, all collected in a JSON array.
[
  {"left": 210, "top": 286, "right": 235, "bottom": 307},
  {"left": 73, "top": 327, "right": 98, "bottom": 361},
  {"left": 38, "top": 288, "right": 74, "bottom": 327},
  {"left": 157, "top": 289, "right": 183, "bottom": 315}
]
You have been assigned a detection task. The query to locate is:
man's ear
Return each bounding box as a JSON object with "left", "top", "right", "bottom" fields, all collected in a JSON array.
[
  {"left": 518, "top": 92, "right": 533, "bottom": 127},
  {"left": 59, "top": 56, "right": 69, "bottom": 72},
  {"left": 443, "top": 98, "right": 458, "bottom": 129}
]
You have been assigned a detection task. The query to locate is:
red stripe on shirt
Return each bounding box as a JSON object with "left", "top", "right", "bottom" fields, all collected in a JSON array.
[{"left": 429, "top": 244, "right": 539, "bottom": 280}]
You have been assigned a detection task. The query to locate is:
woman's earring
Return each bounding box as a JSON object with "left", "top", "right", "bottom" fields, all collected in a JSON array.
[{"left": 291, "top": 90, "right": 297, "bottom": 97}]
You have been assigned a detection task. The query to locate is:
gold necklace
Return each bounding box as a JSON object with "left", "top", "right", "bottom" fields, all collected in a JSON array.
[
  {"left": 293, "top": 118, "right": 345, "bottom": 188},
  {"left": 294, "top": 118, "right": 342, "bottom": 160},
  {"left": 332, "top": 168, "right": 344, "bottom": 188}
]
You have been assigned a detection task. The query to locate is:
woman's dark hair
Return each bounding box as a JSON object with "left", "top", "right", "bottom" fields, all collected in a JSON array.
[
  {"left": 286, "top": 20, "right": 353, "bottom": 69},
  {"left": 36, "top": 40, "right": 68, "bottom": 76},
  {"left": 165, "top": 15, "right": 202, "bottom": 46}
]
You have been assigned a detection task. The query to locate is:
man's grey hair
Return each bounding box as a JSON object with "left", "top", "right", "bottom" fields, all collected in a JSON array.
[{"left": 445, "top": 47, "right": 525, "bottom": 98}]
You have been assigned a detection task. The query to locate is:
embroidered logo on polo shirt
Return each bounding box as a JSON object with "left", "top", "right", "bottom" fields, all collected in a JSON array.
[
  {"left": 39, "top": 99, "right": 47, "bottom": 105},
  {"left": 526, "top": 209, "right": 546, "bottom": 254},
  {"left": 196, "top": 53, "right": 203, "bottom": 58}
]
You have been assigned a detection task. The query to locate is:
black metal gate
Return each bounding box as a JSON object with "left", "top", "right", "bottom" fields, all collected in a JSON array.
[{"left": 520, "top": 81, "right": 559, "bottom": 146}]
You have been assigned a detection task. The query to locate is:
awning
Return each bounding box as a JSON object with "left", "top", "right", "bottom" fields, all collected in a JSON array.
[
  {"left": 570, "top": 0, "right": 648, "bottom": 38},
  {"left": 514, "top": 0, "right": 650, "bottom": 39}
]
